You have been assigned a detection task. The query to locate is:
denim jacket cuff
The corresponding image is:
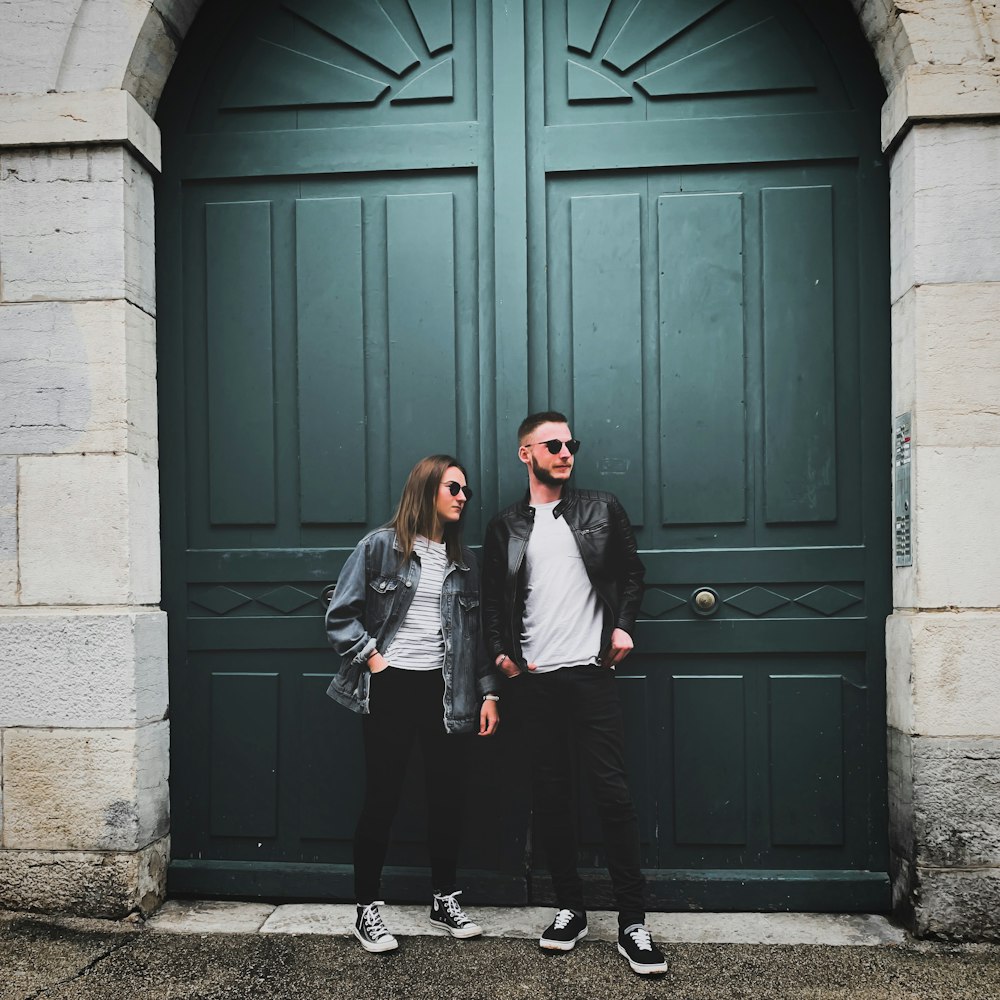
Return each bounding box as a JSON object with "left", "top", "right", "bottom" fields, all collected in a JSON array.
[{"left": 352, "top": 636, "right": 377, "bottom": 665}]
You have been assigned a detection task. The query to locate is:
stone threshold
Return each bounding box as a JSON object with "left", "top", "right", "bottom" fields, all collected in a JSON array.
[{"left": 146, "top": 900, "right": 907, "bottom": 946}]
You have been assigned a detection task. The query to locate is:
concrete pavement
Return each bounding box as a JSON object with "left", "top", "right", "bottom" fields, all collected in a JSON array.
[{"left": 3, "top": 905, "right": 1000, "bottom": 999}]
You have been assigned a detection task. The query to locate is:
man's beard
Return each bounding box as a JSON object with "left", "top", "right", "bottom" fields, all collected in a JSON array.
[{"left": 531, "top": 455, "right": 571, "bottom": 487}]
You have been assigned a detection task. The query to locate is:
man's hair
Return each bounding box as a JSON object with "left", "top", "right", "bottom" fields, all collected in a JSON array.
[
  {"left": 388, "top": 454, "right": 467, "bottom": 565},
  {"left": 518, "top": 411, "right": 569, "bottom": 444}
]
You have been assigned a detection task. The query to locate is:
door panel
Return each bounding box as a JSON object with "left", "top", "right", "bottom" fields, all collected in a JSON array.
[{"left": 158, "top": 0, "right": 890, "bottom": 908}]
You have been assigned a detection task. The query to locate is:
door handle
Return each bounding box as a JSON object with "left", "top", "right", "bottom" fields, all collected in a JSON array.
[{"left": 690, "top": 587, "right": 720, "bottom": 617}]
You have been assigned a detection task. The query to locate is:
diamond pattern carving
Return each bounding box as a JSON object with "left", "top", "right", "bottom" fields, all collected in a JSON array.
[
  {"left": 794, "top": 587, "right": 861, "bottom": 616},
  {"left": 641, "top": 589, "right": 686, "bottom": 618},
  {"left": 191, "top": 586, "right": 252, "bottom": 615},
  {"left": 257, "top": 586, "right": 316, "bottom": 614},
  {"left": 725, "top": 587, "right": 788, "bottom": 617}
]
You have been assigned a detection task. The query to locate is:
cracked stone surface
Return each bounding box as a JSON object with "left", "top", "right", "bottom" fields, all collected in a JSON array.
[{"left": 3, "top": 911, "right": 1000, "bottom": 1000}]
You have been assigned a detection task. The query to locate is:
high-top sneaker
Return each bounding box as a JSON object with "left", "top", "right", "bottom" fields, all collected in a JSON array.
[
  {"left": 353, "top": 901, "right": 398, "bottom": 953},
  {"left": 428, "top": 890, "right": 483, "bottom": 939}
]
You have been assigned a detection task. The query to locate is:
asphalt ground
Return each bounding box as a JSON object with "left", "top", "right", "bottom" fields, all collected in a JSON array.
[{"left": 3, "top": 911, "right": 1000, "bottom": 1000}]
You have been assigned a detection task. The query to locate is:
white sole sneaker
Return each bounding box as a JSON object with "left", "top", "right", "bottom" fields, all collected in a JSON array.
[
  {"left": 616, "top": 942, "right": 669, "bottom": 974},
  {"left": 428, "top": 917, "right": 482, "bottom": 939},
  {"left": 352, "top": 926, "right": 398, "bottom": 953},
  {"left": 539, "top": 927, "right": 588, "bottom": 951}
]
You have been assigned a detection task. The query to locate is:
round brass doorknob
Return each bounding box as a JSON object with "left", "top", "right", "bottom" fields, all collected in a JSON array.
[
  {"left": 690, "top": 587, "right": 720, "bottom": 617},
  {"left": 694, "top": 589, "right": 716, "bottom": 611}
]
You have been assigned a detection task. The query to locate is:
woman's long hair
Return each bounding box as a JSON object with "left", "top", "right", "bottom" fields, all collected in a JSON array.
[{"left": 389, "top": 454, "right": 468, "bottom": 565}]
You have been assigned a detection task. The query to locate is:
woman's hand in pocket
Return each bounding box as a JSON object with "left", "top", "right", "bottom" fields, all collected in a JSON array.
[{"left": 367, "top": 651, "right": 389, "bottom": 674}]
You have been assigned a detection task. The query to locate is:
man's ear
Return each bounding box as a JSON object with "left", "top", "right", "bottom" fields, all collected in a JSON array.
[{"left": 517, "top": 444, "right": 530, "bottom": 468}]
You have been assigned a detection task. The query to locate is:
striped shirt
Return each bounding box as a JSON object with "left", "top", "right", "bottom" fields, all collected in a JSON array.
[{"left": 384, "top": 536, "right": 449, "bottom": 671}]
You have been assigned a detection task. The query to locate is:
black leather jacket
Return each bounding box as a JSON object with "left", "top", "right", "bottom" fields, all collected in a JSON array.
[{"left": 481, "top": 488, "right": 645, "bottom": 670}]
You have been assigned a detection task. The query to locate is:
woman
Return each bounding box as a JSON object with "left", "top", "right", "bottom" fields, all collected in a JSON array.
[{"left": 325, "top": 455, "right": 500, "bottom": 953}]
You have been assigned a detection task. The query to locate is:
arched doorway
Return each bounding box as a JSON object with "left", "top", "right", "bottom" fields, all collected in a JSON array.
[{"left": 157, "top": 0, "right": 890, "bottom": 909}]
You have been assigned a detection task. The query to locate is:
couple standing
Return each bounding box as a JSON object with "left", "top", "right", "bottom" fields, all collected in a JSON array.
[{"left": 324, "top": 412, "right": 668, "bottom": 976}]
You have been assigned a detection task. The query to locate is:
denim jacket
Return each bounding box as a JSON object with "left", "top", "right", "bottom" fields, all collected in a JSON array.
[{"left": 325, "top": 527, "right": 499, "bottom": 733}]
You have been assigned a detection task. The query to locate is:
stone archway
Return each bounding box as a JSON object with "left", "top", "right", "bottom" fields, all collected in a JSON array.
[{"left": 1, "top": 0, "right": 999, "bottom": 938}]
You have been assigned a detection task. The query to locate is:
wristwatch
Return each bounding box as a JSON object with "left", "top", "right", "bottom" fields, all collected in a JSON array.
[{"left": 484, "top": 693, "right": 500, "bottom": 703}]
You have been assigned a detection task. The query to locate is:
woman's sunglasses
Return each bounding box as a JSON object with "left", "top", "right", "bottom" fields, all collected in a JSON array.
[
  {"left": 443, "top": 481, "right": 474, "bottom": 499},
  {"left": 527, "top": 438, "right": 581, "bottom": 455}
]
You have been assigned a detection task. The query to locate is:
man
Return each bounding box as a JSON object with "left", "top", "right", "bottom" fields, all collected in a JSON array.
[{"left": 482, "top": 411, "right": 668, "bottom": 976}]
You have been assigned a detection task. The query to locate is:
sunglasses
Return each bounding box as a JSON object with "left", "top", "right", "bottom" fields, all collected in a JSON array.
[
  {"left": 443, "top": 481, "right": 474, "bottom": 499},
  {"left": 527, "top": 438, "right": 581, "bottom": 455}
]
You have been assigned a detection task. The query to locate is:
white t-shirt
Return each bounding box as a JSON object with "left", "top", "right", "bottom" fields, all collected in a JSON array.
[
  {"left": 520, "top": 501, "right": 603, "bottom": 672},
  {"left": 384, "top": 536, "right": 449, "bottom": 671}
]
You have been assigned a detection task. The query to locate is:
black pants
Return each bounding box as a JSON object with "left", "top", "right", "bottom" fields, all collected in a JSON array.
[
  {"left": 353, "top": 667, "right": 469, "bottom": 904},
  {"left": 524, "top": 663, "right": 645, "bottom": 928}
]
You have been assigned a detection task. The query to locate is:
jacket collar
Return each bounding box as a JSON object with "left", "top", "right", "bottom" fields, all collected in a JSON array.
[
  {"left": 392, "top": 531, "right": 469, "bottom": 571},
  {"left": 519, "top": 487, "right": 577, "bottom": 520}
]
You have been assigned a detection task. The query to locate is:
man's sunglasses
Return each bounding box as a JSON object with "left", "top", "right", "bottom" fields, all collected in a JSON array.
[
  {"left": 527, "top": 438, "right": 581, "bottom": 455},
  {"left": 443, "top": 481, "right": 474, "bottom": 499}
]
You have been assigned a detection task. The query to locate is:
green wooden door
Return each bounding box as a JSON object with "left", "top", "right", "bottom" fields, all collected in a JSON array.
[{"left": 158, "top": 0, "right": 890, "bottom": 908}]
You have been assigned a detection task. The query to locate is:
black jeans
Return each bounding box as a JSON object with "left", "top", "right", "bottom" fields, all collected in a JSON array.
[
  {"left": 354, "top": 668, "right": 469, "bottom": 904},
  {"left": 524, "top": 664, "right": 645, "bottom": 928}
]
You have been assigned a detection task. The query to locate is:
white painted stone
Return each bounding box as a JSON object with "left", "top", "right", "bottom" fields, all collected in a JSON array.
[
  {"left": 893, "top": 124, "right": 1000, "bottom": 298},
  {"left": 0, "top": 457, "right": 16, "bottom": 604},
  {"left": 890, "top": 127, "right": 916, "bottom": 304},
  {"left": 18, "top": 453, "right": 159, "bottom": 605},
  {"left": 0, "top": 0, "right": 81, "bottom": 95},
  {"left": 891, "top": 283, "right": 1000, "bottom": 451},
  {"left": 0, "top": 91, "right": 161, "bottom": 171},
  {"left": 0, "top": 835, "right": 168, "bottom": 917},
  {"left": 0, "top": 608, "right": 167, "bottom": 728},
  {"left": 0, "top": 146, "right": 155, "bottom": 314},
  {"left": 1, "top": 722, "right": 169, "bottom": 851},
  {"left": 887, "top": 612, "right": 1000, "bottom": 736},
  {"left": 0, "top": 300, "right": 157, "bottom": 460},
  {"left": 149, "top": 900, "right": 277, "bottom": 935},
  {"left": 55, "top": 0, "right": 153, "bottom": 95},
  {"left": 883, "top": 66, "right": 1000, "bottom": 149},
  {"left": 257, "top": 903, "right": 906, "bottom": 945},
  {"left": 915, "top": 283, "right": 1000, "bottom": 448},
  {"left": 911, "top": 446, "right": 1000, "bottom": 608}
]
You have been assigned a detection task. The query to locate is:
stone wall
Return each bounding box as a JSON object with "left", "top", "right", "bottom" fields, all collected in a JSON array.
[
  {"left": 0, "top": 90, "right": 167, "bottom": 916},
  {"left": 0, "top": 0, "right": 999, "bottom": 934}
]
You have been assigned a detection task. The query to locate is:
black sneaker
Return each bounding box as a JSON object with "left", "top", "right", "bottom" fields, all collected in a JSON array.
[
  {"left": 539, "top": 908, "right": 588, "bottom": 951},
  {"left": 353, "top": 901, "right": 398, "bottom": 953},
  {"left": 617, "top": 923, "right": 669, "bottom": 974},
  {"left": 428, "top": 890, "right": 483, "bottom": 939}
]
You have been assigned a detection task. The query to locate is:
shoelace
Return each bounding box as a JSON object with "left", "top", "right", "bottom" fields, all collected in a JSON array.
[
  {"left": 552, "top": 908, "right": 577, "bottom": 930},
  {"left": 624, "top": 924, "right": 653, "bottom": 951},
  {"left": 360, "top": 901, "right": 392, "bottom": 940},
  {"left": 435, "top": 890, "right": 470, "bottom": 925}
]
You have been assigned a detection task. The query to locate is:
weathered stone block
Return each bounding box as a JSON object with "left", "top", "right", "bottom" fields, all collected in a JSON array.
[
  {"left": 913, "top": 736, "right": 1000, "bottom": 868},
  {"left": 892, "top": 124, "right": 1000, "bottom": 301},
  {"left": 55, "top": 0, "right": 152, "bottom": 96},
  {"left": 891, "top": 282, "right": 1000, "bottom": 452},
  {"left": 0, "top": 609, "right": 167, "bottom": 728},
  {"left": 0, "top": 146, "right": 155, "bottom": 314},
  {"left": 2, "top": 722, "right": 169, "bottom": 851},
  {"left": 18, "top": 453, "right": 159, "bottom": 605},
  {"left": 0, "top": 457, "right": 15, "bottom": 604},
  {"left": 0, "top": 0, "right": 79, "bottom": 94},
  {"left": 0, "top": 92, "right": 161, "bottom": 170},
  {"left": 912, "top": 868, "right": 1000, "bottom": 942},
  {"left": 913, "top": 448, "right": 1000, "bottom": 609},
  {"left": 0, "top": 300, "right": 156, "bottom": 460},
  {"left": 0, "top": 836, "right": 168, "bottom": 918},
  {"left": 887, "top": 612, "right": 1000, "bottom": 736}
]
